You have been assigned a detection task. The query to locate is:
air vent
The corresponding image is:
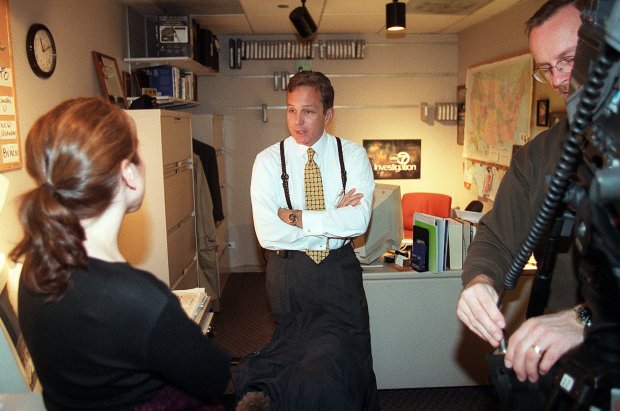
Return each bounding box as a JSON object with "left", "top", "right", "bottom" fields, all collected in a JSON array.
[{"left": 408, "top": 0, "right": 493, "bottom": 15}]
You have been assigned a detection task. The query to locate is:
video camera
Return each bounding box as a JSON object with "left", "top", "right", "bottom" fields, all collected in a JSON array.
[{"left": 489, "top": 0, "right": 620, "bottom": 409}]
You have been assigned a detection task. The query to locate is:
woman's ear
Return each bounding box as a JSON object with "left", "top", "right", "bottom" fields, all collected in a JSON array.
[{"left": 120, "top": 159, "right": 137, "bottom": 190}]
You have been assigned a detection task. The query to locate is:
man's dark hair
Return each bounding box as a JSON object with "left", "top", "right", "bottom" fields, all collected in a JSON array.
[
  {"left": 286, "top": 71, "right": 334, "bottom": 113},
  {"left": 525, "top": 0, "right": 587, "bottom": 36}
]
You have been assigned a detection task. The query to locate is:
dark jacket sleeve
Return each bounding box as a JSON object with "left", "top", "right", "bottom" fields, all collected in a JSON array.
[
  {"left": 145, "top": 295, "right": 230, "bottom": 402},
  {"left": 462, "top": 119, "right": 579, "bottom": 311}
]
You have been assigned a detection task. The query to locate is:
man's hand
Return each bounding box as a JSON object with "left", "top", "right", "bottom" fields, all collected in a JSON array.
[
  {"left": 456, "top": 274, "right": 506, "bottom": 347},
  {"left": 504, "top": 309, "right": 585, "bottom": 383},
  {"left": 337, "top": 188, "right": 363, "bottom": 208}
]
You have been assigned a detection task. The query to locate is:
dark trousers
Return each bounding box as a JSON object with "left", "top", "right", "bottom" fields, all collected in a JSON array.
[{"left": 265, "top": 245, "right": 379, "bottom": 411}]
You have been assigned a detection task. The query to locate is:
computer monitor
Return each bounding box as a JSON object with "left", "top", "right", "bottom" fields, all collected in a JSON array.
[{"left": 353, "top": 183, "right": 404, "bottom": 264}]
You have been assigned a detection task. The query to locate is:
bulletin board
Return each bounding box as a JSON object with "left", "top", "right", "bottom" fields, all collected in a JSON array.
[{"left": 0, "top": 0, "right": 22, "bottom": 172}]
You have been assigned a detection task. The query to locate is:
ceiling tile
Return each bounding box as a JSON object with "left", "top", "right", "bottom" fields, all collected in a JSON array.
[
  {"left": 319, "top": 14, "right": 384, "bottom": 34},
  {"left": 405, "top": 14, "right": 468, "bottom": 33}
]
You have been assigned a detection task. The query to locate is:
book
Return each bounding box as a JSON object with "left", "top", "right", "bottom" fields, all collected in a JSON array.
[
  {"left": 412, "top": 225, "right": 430, "bottom": 272},
  {"left": 413, "top": 218, "right": 436, "bottom": 272},
  {"left": 447, "top": 218, "right": 463, "bottom": 270}
]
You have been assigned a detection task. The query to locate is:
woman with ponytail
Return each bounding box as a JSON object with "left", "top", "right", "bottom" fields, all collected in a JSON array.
[{"left": 11, "top": 97, "right": 230, "bottom": 410}]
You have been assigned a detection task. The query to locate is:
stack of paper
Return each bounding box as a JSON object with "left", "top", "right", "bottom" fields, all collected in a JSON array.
[
  {"left": 446, "top": 218, "right": 464, "bottom": 270},
  {"left": 455, "top": 209, "right": 484, "bottom": 223},
  {"left": 173, "top": 288, "right": 210, "bottom": 324}
]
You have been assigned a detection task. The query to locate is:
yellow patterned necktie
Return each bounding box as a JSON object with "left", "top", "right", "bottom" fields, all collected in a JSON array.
[{"left": 304, "top": 148, "right": 329, "bottom": 264}]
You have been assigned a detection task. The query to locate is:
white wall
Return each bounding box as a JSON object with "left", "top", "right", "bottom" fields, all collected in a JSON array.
[
  {"left": 192, "top": 34, "right": 469, "bottom": 270},
  {"left": 0, "top": 0, "right": 127, "bottom": 259}
]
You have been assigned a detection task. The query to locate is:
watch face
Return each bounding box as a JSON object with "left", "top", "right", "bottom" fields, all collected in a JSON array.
[{"left": 26, "top": 24, "right": 56, "bottom": 78}]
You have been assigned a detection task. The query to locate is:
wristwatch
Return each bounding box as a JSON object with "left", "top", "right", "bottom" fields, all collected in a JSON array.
[
  {"left": 573, "top": 304, "right": 592, "bottom": 328},
  {"left": 287, "top": 210, "right": 298, "bottom": 226}
]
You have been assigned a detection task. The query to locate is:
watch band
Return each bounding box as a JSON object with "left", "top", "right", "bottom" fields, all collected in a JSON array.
[{"left": 573, "top": 304, "right": 592, "bottom": 328}]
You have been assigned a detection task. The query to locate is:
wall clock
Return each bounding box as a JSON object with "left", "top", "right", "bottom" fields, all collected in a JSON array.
[{"left": 26, "top": 23, "right": 56, "bottom": 78}]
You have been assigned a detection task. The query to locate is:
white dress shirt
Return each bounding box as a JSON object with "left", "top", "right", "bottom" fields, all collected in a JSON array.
[{"left": 251, "top": 131, "right": 375, "bottom": 252}]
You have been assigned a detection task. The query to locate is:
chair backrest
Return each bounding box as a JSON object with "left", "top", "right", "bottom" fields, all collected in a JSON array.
[
  {"left": 401, "top": 192, "right": 452, "bottom": 235},
  {"left": 465, "top": 200, "right": 484, "bottom": 212}
]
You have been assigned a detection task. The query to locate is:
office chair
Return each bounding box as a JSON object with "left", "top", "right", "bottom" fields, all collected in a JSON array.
[
  {"left": 402, "top": 192, "right": 452, "bottom": 239},
  {"left": 465, "top": 200, "right": 484, "bottom": 212}
]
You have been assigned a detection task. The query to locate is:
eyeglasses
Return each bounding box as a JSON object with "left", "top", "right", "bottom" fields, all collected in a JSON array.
[{"left": 533, "top": 55, "right": 575, "bottom": 83}]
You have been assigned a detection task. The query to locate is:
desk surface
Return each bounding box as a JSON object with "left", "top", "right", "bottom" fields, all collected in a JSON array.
[{"left": 362, "top": 261, "right": 462, "bottom": 280}]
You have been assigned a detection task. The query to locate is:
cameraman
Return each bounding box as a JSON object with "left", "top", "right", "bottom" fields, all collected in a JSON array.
[{"left": 456, "top": 0, "right": 590, "bottom": 384}]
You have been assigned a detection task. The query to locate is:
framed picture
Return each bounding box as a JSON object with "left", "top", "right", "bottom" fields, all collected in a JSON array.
[
  {"left": 92, "top": 51, "right": 128, "bottom": 109},
  {"left": 536, "top": 99, "right": 549, "bottom": 127},
  {"left": 363, "top": 139, "right": 421, "bottom": 179},
  {"left": 122, "top": 71, "right": 132, "bottom": 98}
]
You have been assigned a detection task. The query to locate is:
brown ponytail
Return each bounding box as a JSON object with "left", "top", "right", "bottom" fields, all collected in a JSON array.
[{"left": 10, "top": 97, "right": 139, "bottom": 300}]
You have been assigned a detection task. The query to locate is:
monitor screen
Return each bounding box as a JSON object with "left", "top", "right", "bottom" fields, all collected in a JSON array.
[{"left": 353, "top": 183, "right": 404, "bottom": 264}]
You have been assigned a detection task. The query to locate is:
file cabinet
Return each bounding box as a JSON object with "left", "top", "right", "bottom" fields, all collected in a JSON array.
[{"left": 119, "top": 109, "right": 198, "bottom": 289}]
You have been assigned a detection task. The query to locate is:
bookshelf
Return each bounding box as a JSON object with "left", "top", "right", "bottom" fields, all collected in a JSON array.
[
  {"left": 127, "top": 96, "right": 199, "bottom": 110},
  {"left": 124, "top": 57, "right": 216, "bottom": 77}
]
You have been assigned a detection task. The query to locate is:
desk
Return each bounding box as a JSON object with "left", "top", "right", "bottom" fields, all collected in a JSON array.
[{"left": 362, "top": 263, "right": 534, "bottom": 389}]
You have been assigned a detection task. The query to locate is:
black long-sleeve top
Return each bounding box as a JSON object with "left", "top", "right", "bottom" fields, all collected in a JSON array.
[{"left": 19, "top": 258, "right": 230, "bottom": 410}]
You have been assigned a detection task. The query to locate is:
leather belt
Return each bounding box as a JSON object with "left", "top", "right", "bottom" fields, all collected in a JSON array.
[{"left": 270, "top": 242, "right": 352, "bottom": 259}]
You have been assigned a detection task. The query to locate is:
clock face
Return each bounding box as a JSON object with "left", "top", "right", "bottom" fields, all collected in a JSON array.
[{"left": 26, "top": 24, "right": 56, "bottom": 78}]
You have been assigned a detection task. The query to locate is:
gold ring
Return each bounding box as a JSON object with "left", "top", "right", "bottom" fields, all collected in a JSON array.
[{"left": 532, "top": 344, "right": 541, "bottom": 354}]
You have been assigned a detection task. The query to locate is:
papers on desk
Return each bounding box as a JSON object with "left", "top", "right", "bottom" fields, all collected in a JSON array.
[{"left": 454, "top": 209, "right": 485, "bottom": 223}]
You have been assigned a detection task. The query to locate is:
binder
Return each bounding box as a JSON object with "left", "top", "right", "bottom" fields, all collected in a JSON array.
[
  {"left": 414, "top": 214, "right": 438, "bottom": 272},
  {"left": 414, "top": 212, "right": 451, "bottom": 272},
  {"left": 229, "top": 38, "right": 236, "bottom": 69},
  {"left": 412, "top": 225, "right": 429, "bottom": 272},
  {"left": 447, "top": 218, "right": 463, "bottom": 270},
  {"left": 454, "top": 216, "right": 472, "bottom": 260}
]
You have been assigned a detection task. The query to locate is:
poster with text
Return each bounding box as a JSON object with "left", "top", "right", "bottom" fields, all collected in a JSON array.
[{"left": 363, "top": 139, "right": 421, "bottom": 179}]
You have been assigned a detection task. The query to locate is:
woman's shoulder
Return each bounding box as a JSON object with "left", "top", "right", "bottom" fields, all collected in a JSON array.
[{"left": 80, "top": 258, "right": 172, "bottom": 304}]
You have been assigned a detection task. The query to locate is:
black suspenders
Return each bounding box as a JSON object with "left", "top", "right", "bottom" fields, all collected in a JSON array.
[{"left": 280, "top": 137, "right": 347, "bottom": 210}]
